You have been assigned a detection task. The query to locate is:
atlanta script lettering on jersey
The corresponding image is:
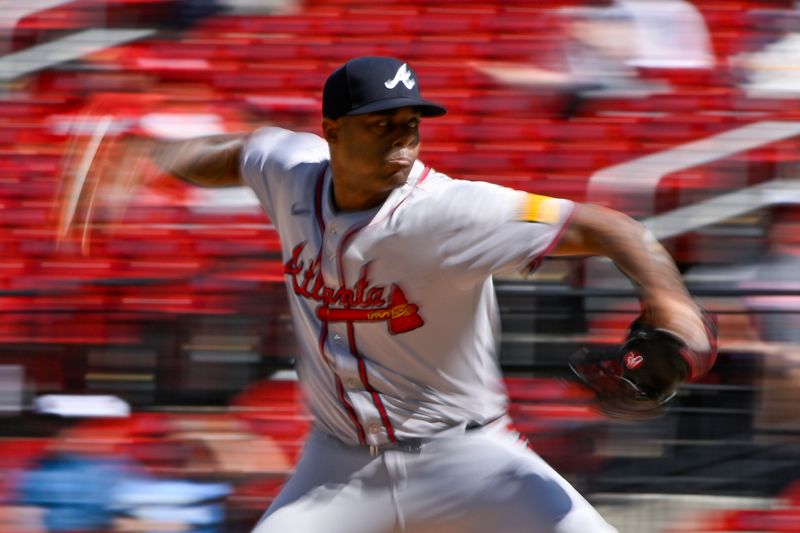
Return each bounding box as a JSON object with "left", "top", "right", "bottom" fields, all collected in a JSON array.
[{"left": 283, "top": 242, "right": 424, "bottom": 334}]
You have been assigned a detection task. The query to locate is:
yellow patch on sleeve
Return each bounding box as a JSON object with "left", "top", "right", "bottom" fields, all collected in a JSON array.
[{"left": 520, "top": 193, "right": 560, "bottom": 224}]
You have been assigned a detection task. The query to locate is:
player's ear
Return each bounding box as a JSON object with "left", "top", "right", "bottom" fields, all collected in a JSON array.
[{"left": 322, "top": 118, "right": 340, "bottom": 144}]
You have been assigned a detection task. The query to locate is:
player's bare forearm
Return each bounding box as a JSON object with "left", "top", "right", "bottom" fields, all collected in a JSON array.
[
  {"left": 553, "top": 203, "right": 708, "bottom": 348},
  {"left": 554, "top": 203, "right": 686, "bottom": 296},
  {"left": 150, "top": 134, "right": 246, "bottom": 188}
]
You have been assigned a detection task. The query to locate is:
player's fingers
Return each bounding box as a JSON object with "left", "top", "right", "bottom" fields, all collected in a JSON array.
[
  {"left": 54, "top": 114, "right": 115, "bottom": 252},
  {"left": 88, "top": 131, "right": 159, "bottom": 232}
]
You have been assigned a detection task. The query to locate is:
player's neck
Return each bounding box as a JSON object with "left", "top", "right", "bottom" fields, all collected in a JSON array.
[
  {"left": 330, "top": 179, "right": 392, "bottom": 213},
  {"left": 328, "top": 160, "right": 402, "bottom": 212}
]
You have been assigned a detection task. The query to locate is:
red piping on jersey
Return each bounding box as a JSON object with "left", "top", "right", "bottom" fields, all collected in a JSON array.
[
  {"left": 313, "top": 163, "right": 431, "bottom": 444},
  {"left": 313, "top": 164, "right": 367, "bottom": 445},
  {"left": 336, "top": 373, "right": 367, "bottom": 444},
  {"left": 526, "top": 202, "right": 576, "bottom": 273},
  {"left": 384, "top": 165, "right": 431, "bottom": 221},
  {"left": 337, "top": 222, "right": 398, "bottom": 443},
  {"left": 313, "top": 164, "right": 327, "bottom": 234},
  {"left": 319, "top": 315, "right": 366, "bottom": 444},
  {"left": 315, "top": 164, "right": 432, "bottom": 444},
  {"left": 416, "top": 165, "right": 431, "bottom": 185},
  {"left": 386, "top": 165, "right": 431, "bottom": 218},
  {"left": 364, "top": 165, "right": 432, "bottom": 231}
]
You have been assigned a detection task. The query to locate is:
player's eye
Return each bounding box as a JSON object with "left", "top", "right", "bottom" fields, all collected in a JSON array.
[{"left": 376, "top": 120, "right": 389, "bottom": 128}]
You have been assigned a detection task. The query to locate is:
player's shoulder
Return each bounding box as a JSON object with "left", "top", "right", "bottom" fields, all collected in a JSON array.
[
  {"left": 391, "top": 167, "right": 528, "bottom": 230},
  {"left": 240, "top": 127, "right": 329, "bottom": 197},
  {"left": 417, "top": 168, "right": 523, "bottom": 204},
  {"left": 410, "top": 168, "right": 573, "bottom": 226},
  {"left": 243, "top": 126, "right": 328, "bottom": 169}
]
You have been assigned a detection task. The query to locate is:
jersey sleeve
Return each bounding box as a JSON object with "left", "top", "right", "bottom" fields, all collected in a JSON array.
[
  {"left": 427, "top": 179, "right": 575, "bottom": 280},
  {"left": 239, "top": 127, "right": 327, "bottom": 225}
]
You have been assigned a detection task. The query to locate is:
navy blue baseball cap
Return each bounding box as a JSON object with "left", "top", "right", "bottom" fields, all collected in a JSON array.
[{"left": 322, "top": 57, "right": 447, "bottom": 120}]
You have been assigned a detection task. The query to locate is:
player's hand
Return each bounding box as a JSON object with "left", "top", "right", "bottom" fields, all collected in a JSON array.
[
  {"left": 570, "top": 307, "right": 717, "bottom": 421},
  {"left": 55, "top": 121, "right": 159, "bottom": 253},
  {"left": 637, "top": 290, "right": 718, "bottom": 383}
]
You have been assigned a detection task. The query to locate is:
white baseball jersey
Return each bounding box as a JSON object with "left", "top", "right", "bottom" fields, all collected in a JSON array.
[{"left": 240, "top": 127, "right": 575, "bottom": 448}]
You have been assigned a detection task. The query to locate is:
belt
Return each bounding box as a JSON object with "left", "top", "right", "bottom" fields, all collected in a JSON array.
[
  {"left": 367, "top": 415, "right": 505, "bottom": 457},
  {"left": 369, "top": 438, "right": 427, "bottom": 457}
]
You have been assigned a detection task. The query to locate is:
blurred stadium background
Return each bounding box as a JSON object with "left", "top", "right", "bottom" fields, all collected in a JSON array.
[{"left": 2, "top": 0, "right": 800, "bottom": 531}]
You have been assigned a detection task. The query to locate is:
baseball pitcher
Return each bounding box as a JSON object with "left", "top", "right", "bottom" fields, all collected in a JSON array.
[{"left": 124, "top": 57, "right": 716, "bottom": 533}]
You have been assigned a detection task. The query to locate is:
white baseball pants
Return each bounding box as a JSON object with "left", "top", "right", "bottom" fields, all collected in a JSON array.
[{"left": 251, "top": 419, "right": 617, "bottom": 533}]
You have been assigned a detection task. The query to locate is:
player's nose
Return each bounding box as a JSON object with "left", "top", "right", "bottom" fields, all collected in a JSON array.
[{"left": 392, "top": 125, "right": 419, "bottom": 148}]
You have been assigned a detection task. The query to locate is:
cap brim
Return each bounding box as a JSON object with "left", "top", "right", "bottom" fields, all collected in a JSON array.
[{"left": 346, "top": 97, "right": 447, "bottom": 118}]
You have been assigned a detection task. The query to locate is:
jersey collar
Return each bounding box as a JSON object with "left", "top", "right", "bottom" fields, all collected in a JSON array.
[{"left": 320, "top": 160, "right": 429, "bottom": 228}]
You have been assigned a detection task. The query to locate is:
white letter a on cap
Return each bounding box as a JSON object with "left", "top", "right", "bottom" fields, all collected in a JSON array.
[{"left": 385, "top": 64, "right": 416, "bottom": 90}]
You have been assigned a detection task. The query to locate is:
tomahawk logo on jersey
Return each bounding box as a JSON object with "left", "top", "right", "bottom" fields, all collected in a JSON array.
[{"left": 283, "top": 242, "right": 424, "bottom": 335}]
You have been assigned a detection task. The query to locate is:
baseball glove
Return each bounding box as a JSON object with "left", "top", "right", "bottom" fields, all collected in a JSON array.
[{"left": 569, "top": 312, "right": 717, "bottom": 421}]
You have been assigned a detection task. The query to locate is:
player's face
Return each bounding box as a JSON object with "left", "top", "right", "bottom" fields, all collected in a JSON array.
[{"left": 325, "top": 107, "right": 422, "bottom": 194}]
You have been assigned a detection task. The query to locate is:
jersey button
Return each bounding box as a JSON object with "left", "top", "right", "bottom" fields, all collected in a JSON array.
[
  {"left": 346, "top": 378, "right": 358, "bottom": 389},
  {"left": 368, "top": 425, "right": 381, "bottom": 435}
]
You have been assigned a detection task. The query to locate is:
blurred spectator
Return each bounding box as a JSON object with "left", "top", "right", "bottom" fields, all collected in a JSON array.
[
  {"left": 474, "top": 2, "right": 648, "bottom": 96},
  {"left": 112, "top": 477, "right": 230, "bottom": 533},
  {"left": 617, "top": 0, "right": 714, "bottom": 71},
  {"left": 15, "top": 423, "right": 146, "bottom": 532},
  {"left": 13, "top": 413, "right": 231, "bottom": 532},
  {"left": 739, "top": 34, "right": 800, "bottom": 97},
  {"left": 743, "top": 207, "right": 800, "bottom": 436},
  {"left": 684, "top": 205, "right": 800, "bottom": 439},
  {"left": 168, "top": 413, "right": 296, "bottom": 476},
  {"left": 734, "top": 4, "right": 800, "bottom": 98},
  {"left": 474, "top": 0, "right": 714, "bottom": 115}
]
